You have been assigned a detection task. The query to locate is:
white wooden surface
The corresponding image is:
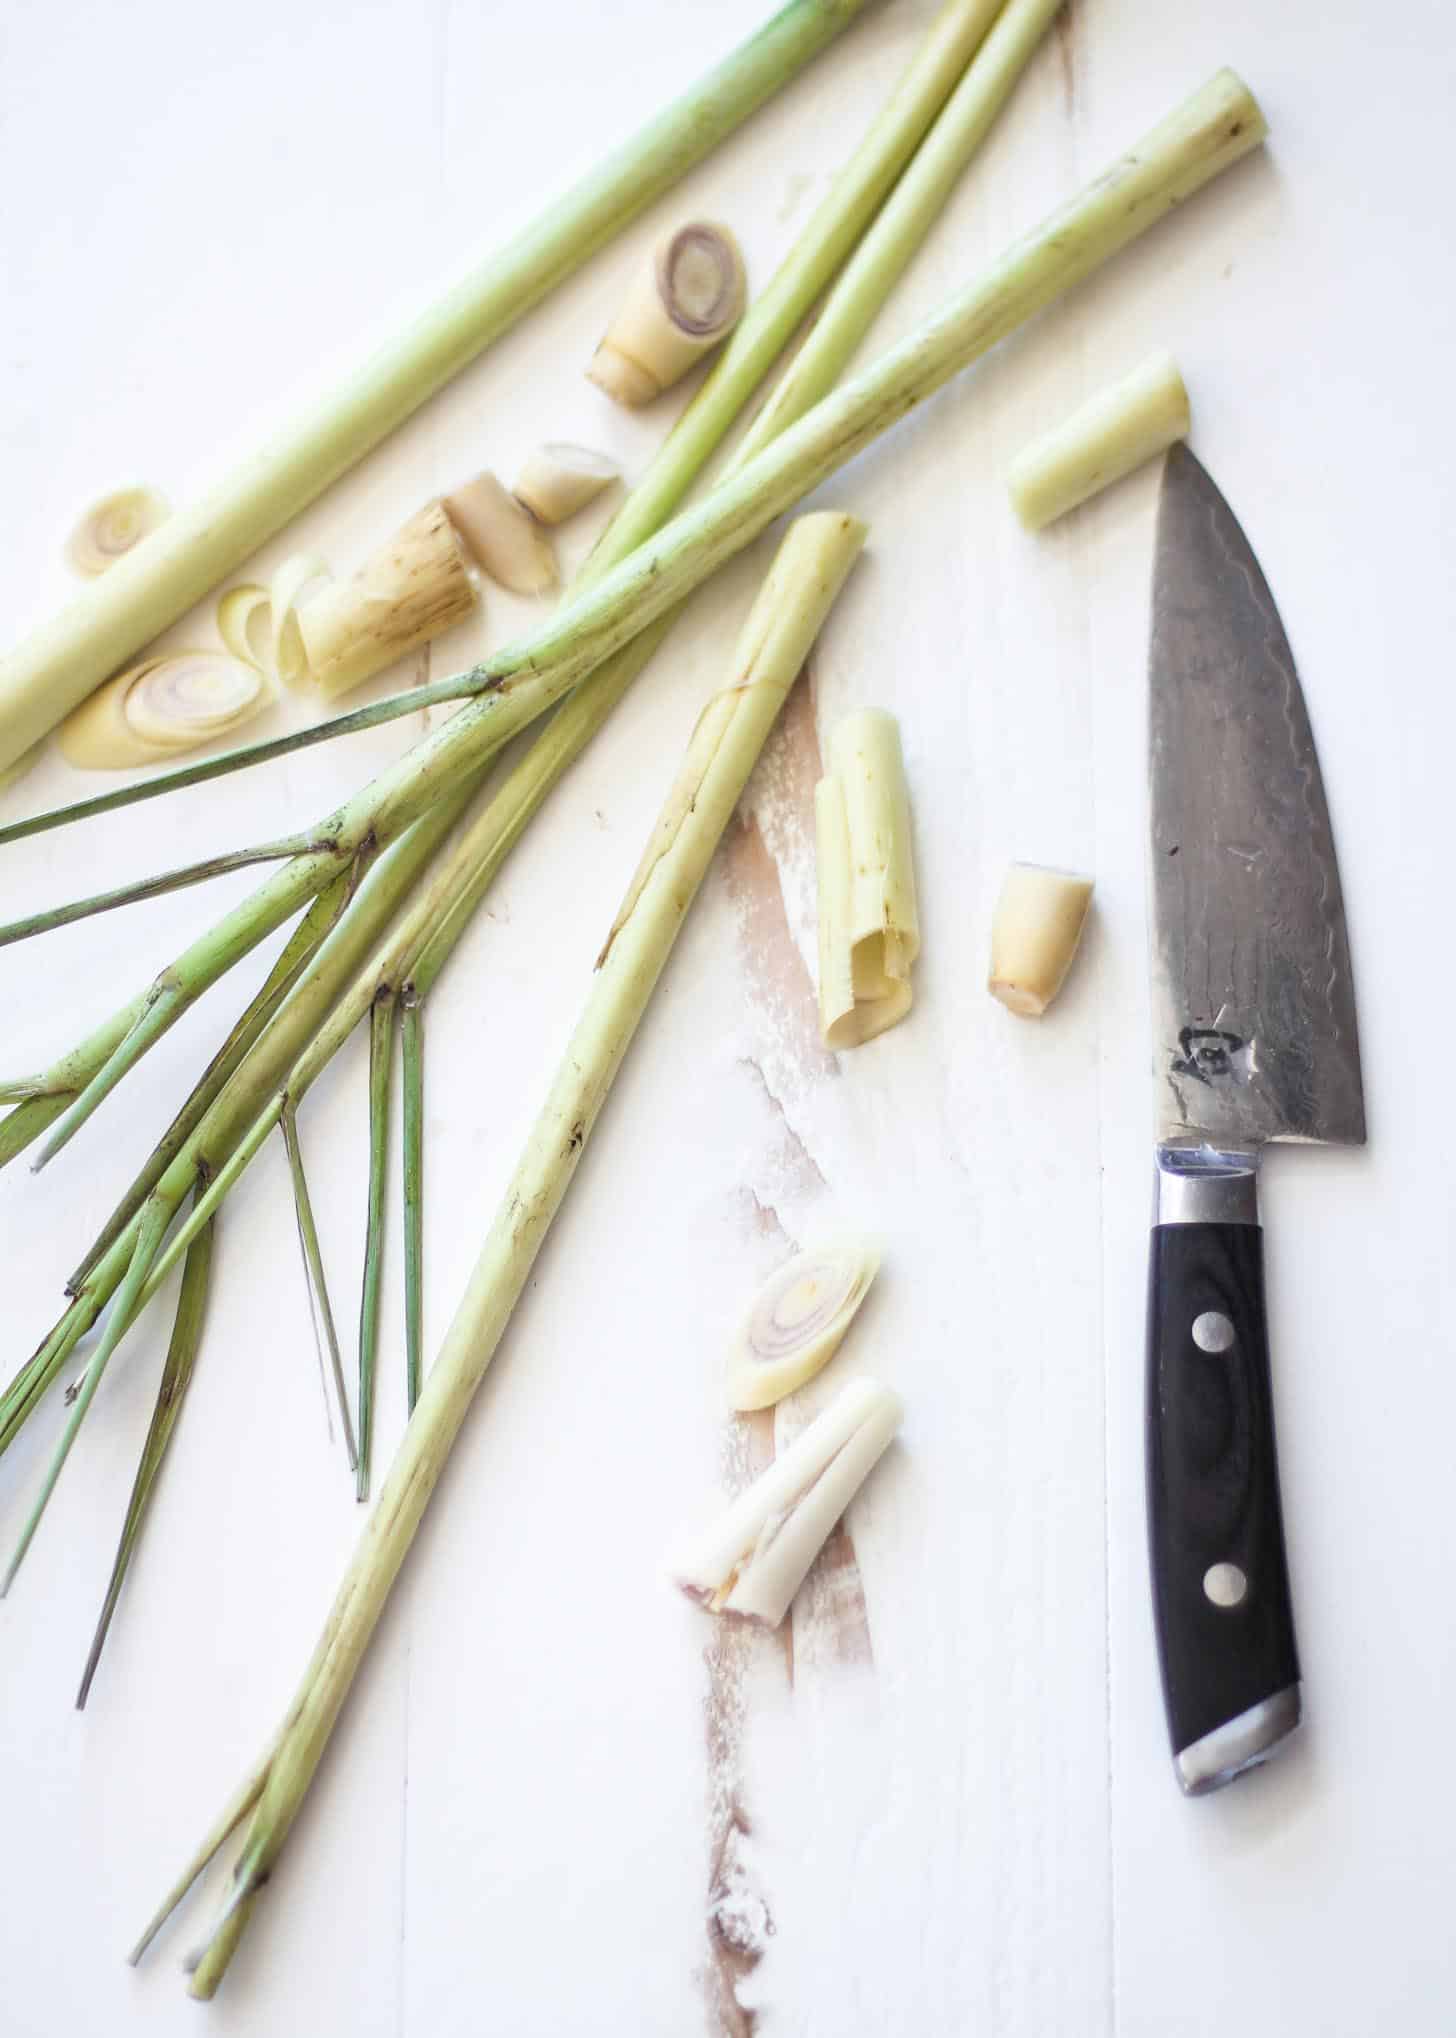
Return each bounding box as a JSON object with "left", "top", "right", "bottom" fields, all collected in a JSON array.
[{"left": 2, "top": 2, "right": 1453, "bottom": 2031}]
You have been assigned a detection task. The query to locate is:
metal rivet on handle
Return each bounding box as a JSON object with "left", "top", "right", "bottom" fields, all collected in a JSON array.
[
  {"left": 1192, "top": 1310, "right": 1235, "bottom": 1353},
  {"left": 1203, "top": 1562, "right": 1247, "bottom": 1608}
]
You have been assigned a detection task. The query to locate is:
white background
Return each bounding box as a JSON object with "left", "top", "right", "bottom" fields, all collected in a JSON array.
[{"left": 2, "top": 1, "right": 1453, "bottom": 2031}]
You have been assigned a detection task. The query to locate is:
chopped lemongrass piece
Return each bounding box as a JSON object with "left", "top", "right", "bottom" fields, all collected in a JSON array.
[
  {"left": 589, "top": 222, "right": 747, "bottom": 406},
  {"left": 216, "top": 585, "right": 272, "bottom": 673},
  {"left": 987, "top": 862, "right": 1094, "bottom": 1016},
  {"left": 268, "top": 554, "right": 331, "bottom": 686},
  {"left": 294, "top": 504, "right": 478, "bottom": 698},
  {"left": 727, "top": 1240, "right": 880, "bottom": 1411},
  {"left": 1008, "top": 350, "right": 1191, "bottom": 530},
  {"left": 671, "top": 1377, "right": 903, "bottom": 1627},
  {"left": 816, "top": 708, "right": 920, "bottom": 1049},
  {"left": 57, "top": 654, "right": 267, "bottom": 770},
  {"left": 64, "top": 487, "right": 168, "bottom": 578},
  {"left": 443, "top": 473, "right": 558, "bottom": 595},
  {"left": 512, "top": 444, "right": 620, "bottom": 525}
]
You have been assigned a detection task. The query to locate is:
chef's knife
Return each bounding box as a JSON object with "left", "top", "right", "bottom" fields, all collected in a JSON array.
[{"left": 1146, "top": 445, "right": 1365, "bottom": 1795}]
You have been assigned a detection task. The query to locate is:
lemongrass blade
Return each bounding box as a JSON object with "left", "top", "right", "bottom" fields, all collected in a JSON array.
[
  {"left": 141, "top": 1099, "right": 282, "bottom": 1303},
  {"left": 0, "top": 840, "right": 305, "bottom": 951},
  {"left": 31, "top": 985, "right": 189, "bottom": 1173},
  {"left": 356, "top": 991, "right": 395, "bottom": 1502},
  {"left": 402, "top": 994, "right": 424, "bottom": 1414},
  {"left": 128, "top": 1728, "right": 285, "bottom": 1966},
  {"left": 283, "top": 1105, "right": 357, "bottom": 1470},
  {"left": 76, "top": 1212, "right": 216, "bottom": 1709}
]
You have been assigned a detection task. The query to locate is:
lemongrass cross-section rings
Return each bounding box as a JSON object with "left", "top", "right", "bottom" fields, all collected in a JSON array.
[
  {"left": 670, "top": 1378, "right": 903, "bottom": 1629},
  {"left": 512, "top": 445, "right": 620, "bottom": 526},
  {"left": 56, "top": 654, "right": 267, "bottom": 770},
  {"left": 444, "top": 472, "right": 558, "bottom": 595},
  {"left": 294, "top": 502, "right": 478, "bottom": 698},
  {"left": 64, "top": 487, "right": 169, "bottom": 578},
  {"left": 987, "top": 862, "right": 1094, "bottom": 1016},
  {"left": 588, "top": 222, "right": 747, "bottom": 407},
  {"left": 727, "top": 1240, "right": 880, "bottom": 1411},
  {"left": 816, "top": 708, "right": 920, "bottom": 1049},
  {"left": 1007, "top": 350, "right": 1190, "bottom": 530}
]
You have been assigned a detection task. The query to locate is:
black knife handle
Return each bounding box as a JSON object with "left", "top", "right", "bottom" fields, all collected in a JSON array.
[{"left": 1146, "top": 1177, "right": 1301, "bottom": 1794}]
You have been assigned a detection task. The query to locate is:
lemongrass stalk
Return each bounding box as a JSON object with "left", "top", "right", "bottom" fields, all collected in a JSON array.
[
  {"left": 163, "top": 508, "right": 866, "bottom": 1998},
  {"left": 0, "top": 0, "right": 1002, "bottom": 852},
  {"left": 401, "top": 994, "right": 424, "bottom": 1413},
  {"left": 0, "top": 839, "right": 310, "bottom": 951},
  {"left": 75, "top": 1210, "right": 215, "bottom": 1709},
  {"left": 355, "top": 991, "right": 395, "bottom": 1501},
  {"left": 283, "top": 1106, "right": 357, "bottom": 1469},
  {"left": 0, "top": 0, "right": 874, "bottom": 774}
]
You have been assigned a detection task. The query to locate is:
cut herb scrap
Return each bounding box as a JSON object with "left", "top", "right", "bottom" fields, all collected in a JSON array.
[
  {"left": 987, "top": 862, "right": 1093, "bottom": 1016},
  {"left": 1008, "top": 348, "right": 1191, "bottom": 529},
  {"left": 816, "top": 708, "right": 920, "bottom": 1049}
]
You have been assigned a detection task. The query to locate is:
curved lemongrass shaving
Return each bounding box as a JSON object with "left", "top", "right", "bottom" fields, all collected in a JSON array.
[
  {"left": 1008, "top": 350, "right": 1190, "bottom": 530},
  {"left": 64, "top": 487, "right": 169, "bottom": 578},
  {"left": 987, "top": 862, "right": 1094, "bottom": 1016},
  {"left": 443, "top": 473, "right": 558, "bottom": 595},
  {"left": 727, "top": 1240, "right": 880, "bottom": 1411},
  {"left": 216, "top": 585, "right": 272, "bottom": 673},
  {"left": 512, "top": 444, "right": 620, "bottom": 525},
  {"left": 57, "top": 654, "right": 267, "bottom": 770},
  {"left": 816, "top": 708, "right": 920, "bottom": 1049},
  {"left": 294, "top": 503, "right": 479, "bottom": 699},
  {"left": 672, "top": 1377, "right": 903, "bottom": 1627},
  {"left": 268, "top": 554, "right": 332, "bottom": 687},
  {"left": 589, "top": 222, "right": 747, "bottom": 406}
]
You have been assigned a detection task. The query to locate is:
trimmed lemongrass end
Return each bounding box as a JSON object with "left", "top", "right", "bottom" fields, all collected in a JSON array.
[
  {"left": 444, "top": 472, "right": 558, "bottom": 595},
  {"left": 512, "top": 444, "right": 620, "bottom": 526},
  {"left": 987, "top": 862, "right": 1094, "bottom": 1016},
  {"left": 295, "top": 503, "right": 478, "bottom": 698},
  {"left": 588, "top": 221, "right": 747, "bottom": 407},
  {"left": 671, "top": 1377, "right": 903, "bottom": 1628},
  {"left": 64, "top": 487, "right": 169, "bottom": 578},
  {"left": 0, "top": 741, "right": 43, "bottom": 793},
  {"left": 1008, "top": 350, "right": 1191, "bottom": 530},
  {"left": 727, "top": 1240, "right": 880, "bottom": 1412},
  {"left": 56, "top": 654, "right": 267, "bottom": 770},
  {"left": 816, "top": 708, "right": 920, "bottom": 1050}
]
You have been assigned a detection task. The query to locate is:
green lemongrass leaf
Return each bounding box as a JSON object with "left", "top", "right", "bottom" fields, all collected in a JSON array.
[
  {"left": 31, "top": 982, "right": 188, "bottom": 1173},
  {"left": 0, "top": 839, "right": 307, "bottom": 951},
  {"left": 356, "top": 990, "right": 396, "bottom": 1501},
  {"left": 282, "top": 1104, "right": 356, "bottom": 1470},
  {"left": 0, "top": 1091, "right": 73, "bottom": 1170},
  {"left": 76, "top": 1211, "right": 216, "bottom": 1709},
  {"left": 401, "top": 993, "right": 423, "bottom": 1413}
]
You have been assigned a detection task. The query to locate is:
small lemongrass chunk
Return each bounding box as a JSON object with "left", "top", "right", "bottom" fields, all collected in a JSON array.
[
  {"left": 1008, "top": 350, "right": 1190, "bottom": 530},
  {"left": 588, "top": 222, "right": 747, "bottom": 407},
  {"left": 294, "top": 503, "right": 478, "bottom": 698},
  {"left": 670, "top": 1378, "right": 903, "bottom": 1628},
  {"left": 444, "top": 472, "right": 558, "bottom": 596},
  {"left": 727, "top": 1240, "right": 880, "bottom": 1411},
  {"left": 816, "top": 708, "right": 920, "bottom": 1050},
  {"left": 512, "top": 444, "right": 620, "bottom": 526},
  {"left": 64, "top": 487, "right": 169, "bottom": 577},
  {"left": 57, "top": 654, "right": 267, "bottom": 770},
  {"left": 988, "top": 862, "right": 1094, "bottom": 1016}
]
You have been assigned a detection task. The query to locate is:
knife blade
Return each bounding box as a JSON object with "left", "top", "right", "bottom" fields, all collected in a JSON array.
[{"left": 1145, "top": 444, "right": 1365, "bottom": 1795}]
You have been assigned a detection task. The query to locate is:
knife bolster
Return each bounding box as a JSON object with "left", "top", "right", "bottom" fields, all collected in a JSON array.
[{"left": 1154, "top": 1145, "right": 1259, "bottom": 1226}]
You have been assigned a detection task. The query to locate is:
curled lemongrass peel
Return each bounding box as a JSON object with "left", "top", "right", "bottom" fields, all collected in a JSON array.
[
  {"left": 816, "top": 708, "right": 920, "bottom": 1049},
  {"left": 512, "top": 444, "right": 620, "bottom": 525},
  {"left": 727, "top": 1240, "right": 880, "bottom": 1411},
  {"left": 268, "top": 555, "right": 331, "bottom": 687},
  {"left": 216, "top": 585, "right": 272, "bottom": 673},
  {"left": 64, "top": 488, "right": 169, "bottom": 578},
  {"left": 1008, "top": 349, "right": 1191, "bottom": 530},
  {"left": 589, "top": 222, "right": 747, "bottom": 406},
  {"left": 672, "top": 1377, "right": 903, "bottom": 1627},
  {"left": 987, "top": 862, "right": 1094, "bottom": 1016},
  {"left": 57, "top": 655, "right": 267, "bottom": 770},
  {"left": 295, "top": 503, "right": 478, "bottom": 698},
  {"left": 443, "top": 473, "right": 558, "bottom": 595}
]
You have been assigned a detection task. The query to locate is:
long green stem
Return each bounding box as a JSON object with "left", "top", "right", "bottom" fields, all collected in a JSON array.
[
  {"left": 282, "top": 1105, "right": 357, "bottom": 1470},
  {"left": 356, "top": 991, "right": 395, "bottom": 1501},
  {"left": 401, "top": 994, "right": 423, "bottom": 1414},
  {"left": 0, "top": 840, "right": 307, "bottom": 951},
  {"left": 0, "top": 0, "right": 873, "bottom": 775},
  {"left": 75, "top": 1210, "right": 215, "bottom": 1709}
]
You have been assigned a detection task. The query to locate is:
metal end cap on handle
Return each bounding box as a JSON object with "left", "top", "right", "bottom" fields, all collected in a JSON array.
[{"left": 1175, "top": 1684, "right": 1301, "bottom": 1795}]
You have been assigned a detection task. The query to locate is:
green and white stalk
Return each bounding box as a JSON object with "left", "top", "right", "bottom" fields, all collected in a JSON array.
[
  {"left": 143, "top": 507, "right": 868, "bottom": 1999},
  {"left": 0, "top": 0, "right": 874, "bottom": 774}
]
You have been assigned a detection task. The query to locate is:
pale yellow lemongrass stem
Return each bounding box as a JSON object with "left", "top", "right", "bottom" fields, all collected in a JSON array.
[{"left": 1007, "top": 348, "right": 1190, "bottom": 529}]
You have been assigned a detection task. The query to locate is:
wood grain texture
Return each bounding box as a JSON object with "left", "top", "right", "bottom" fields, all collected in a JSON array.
[{"left": 1, "top": 2, "right": 1454, "bottom": 2033}]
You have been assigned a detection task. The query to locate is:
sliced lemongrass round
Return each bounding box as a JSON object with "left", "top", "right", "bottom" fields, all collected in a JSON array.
[
  {"left": 512, "top": 444, "right": 620, "bottom": 526},
  {"left": 216, "top": 585, "right": 272, "bottom": 673},
  {"left": 588, "top": 222, "right": 747, "bottom": 407},
  {"left": 64, "top": 487, "right": 169, "bottom": 578},
  {"left": 268, "top": 554, "right": 332, "bottom": 686},
  {"left": 444, "top": 472, "right": 558, "bottom": 595},
  {"left": 57, "top": 654, "right": 266, "bottom": 770},
  {"left": 726, "top": 1239, "right": 880, "bottom": 1412}
]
